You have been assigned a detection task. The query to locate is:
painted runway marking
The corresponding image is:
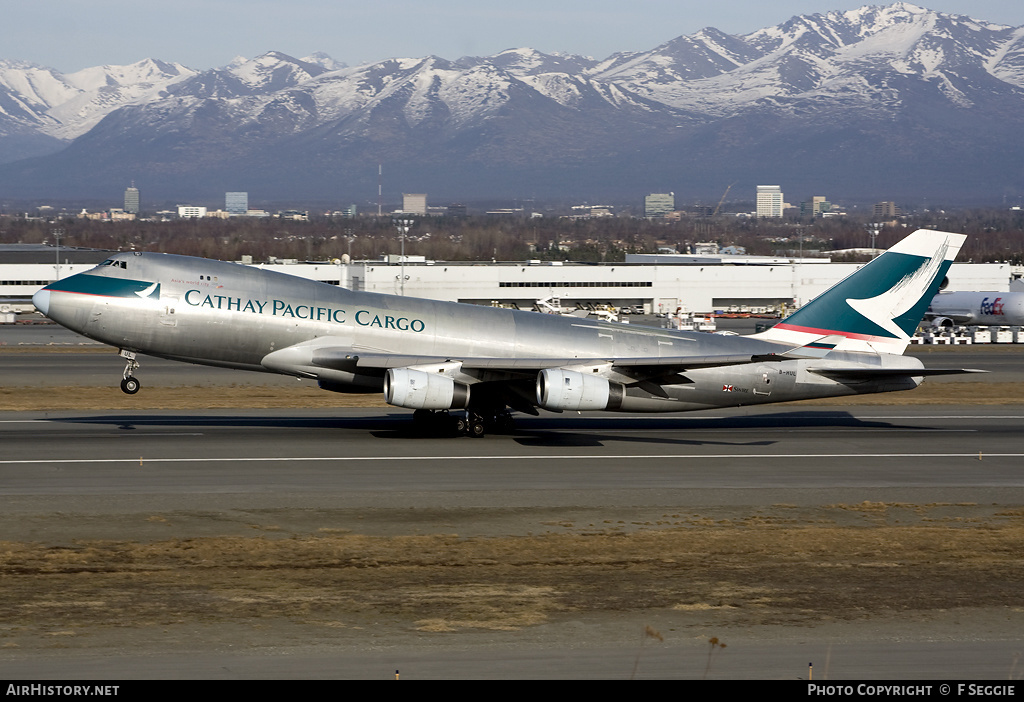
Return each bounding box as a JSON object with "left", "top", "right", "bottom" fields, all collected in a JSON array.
[
  {"left": 102, "top": 432, "right": 205, "bottom": 437},
  {"left": 1, "top": 453, "right": 1022, "bottom": 466},
  {"left": 584, "top": 428, "right": 977, "bottom": 433}
]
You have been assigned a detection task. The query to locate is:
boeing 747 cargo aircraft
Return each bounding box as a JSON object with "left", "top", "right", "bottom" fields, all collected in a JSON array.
[{"left": 33, "top": 229, "right": 981, "bottom": 436}]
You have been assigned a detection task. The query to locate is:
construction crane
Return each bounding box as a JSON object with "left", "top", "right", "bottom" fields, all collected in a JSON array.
[{"left": 712, "top": 182, "right": 736, "bottom": 216}]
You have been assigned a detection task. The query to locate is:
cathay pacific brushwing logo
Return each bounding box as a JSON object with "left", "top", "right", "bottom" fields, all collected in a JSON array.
[
  {"left": 845, "top": 238, "right": 949, "bottom": 339},
  {"left": 135, "top": 282, "right": 160, "bottom": 298},
  {"left": 51, "top": 274, "right": 162, "bottom": 300}
]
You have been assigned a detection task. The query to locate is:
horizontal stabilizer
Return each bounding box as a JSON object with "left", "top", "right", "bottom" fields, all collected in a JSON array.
[
  {"left": 781, "top": 334, "right": 846, "bottom": 359},
  {"left": 809, "top": 367, "right": 988, "bottom": 381}
]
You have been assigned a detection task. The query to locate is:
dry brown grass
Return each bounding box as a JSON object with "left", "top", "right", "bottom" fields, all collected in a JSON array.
[
  {"left": 0, "top": 385, "right": 388, "bottom": 411},
  {"left": 2, "top": 508, "right": 1022, "bottom": 638},
  {"left": 0, "top": 380, "right": 1020, "bottom": 411}
]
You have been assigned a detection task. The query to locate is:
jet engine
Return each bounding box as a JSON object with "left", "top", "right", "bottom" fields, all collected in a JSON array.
[
  {"left": 384, "top": 368, "right": 470, "bottom": 410},
  {"left": 536, "top": 368, "right": 624, "bottom": 411},
  {"left": 929, "top": 316, "right": 955, "bottom": 329}
]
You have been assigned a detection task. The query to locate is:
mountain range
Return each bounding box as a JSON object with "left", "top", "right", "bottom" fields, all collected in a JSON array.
[{"left": 1, "top": 2, "right": 1023, "bottom": 206}]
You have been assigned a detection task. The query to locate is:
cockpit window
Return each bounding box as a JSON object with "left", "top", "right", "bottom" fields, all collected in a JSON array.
[{"left": 99, "top": 259, "right": 127, "bottom": 269}]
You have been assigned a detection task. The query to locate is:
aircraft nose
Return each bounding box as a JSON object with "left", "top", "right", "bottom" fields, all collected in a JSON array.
[{"left": 32, "top": 288, "right": 51, "bottom": 316}]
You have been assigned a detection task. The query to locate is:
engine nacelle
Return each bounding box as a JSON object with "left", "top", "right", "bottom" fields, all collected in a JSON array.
[
  {"left": 536, "top": 368, "right": 624, "bottom": 411},
  {"left": 384, "top": 368, "right": 470, "bottom": 410},
  {"left": 929, "top": 316, "right": 954, "bottom": 329}
]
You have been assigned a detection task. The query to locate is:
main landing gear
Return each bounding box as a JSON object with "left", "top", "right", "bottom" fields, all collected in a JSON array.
[
  {"left": 119, "top": 350, "right": 141, "bottom": 395},
  {"left": 412, "top": 409, "right": 516, "bottom": 438}
]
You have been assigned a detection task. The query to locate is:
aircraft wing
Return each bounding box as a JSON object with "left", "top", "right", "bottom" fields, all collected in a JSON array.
[
  {"left": 329, "top": 351, "right": 988, "bottom": 387},
  {"left": 261, "top": 338, "right": 790, "bottom": 386}
]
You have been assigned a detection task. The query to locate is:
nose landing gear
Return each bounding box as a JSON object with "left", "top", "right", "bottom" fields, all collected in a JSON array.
[{"left": 119, "top": 349, "right": 141, "bottom": 395}]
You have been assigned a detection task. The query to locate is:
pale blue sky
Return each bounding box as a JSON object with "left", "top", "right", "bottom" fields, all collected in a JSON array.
[{"left": 7, "top": 1, "right": 1024, "bottom": 73}]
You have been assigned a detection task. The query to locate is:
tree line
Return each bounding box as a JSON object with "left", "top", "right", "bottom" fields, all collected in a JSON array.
[{"left": 3, "top": 209, "right": 1024, "bottom": 264}]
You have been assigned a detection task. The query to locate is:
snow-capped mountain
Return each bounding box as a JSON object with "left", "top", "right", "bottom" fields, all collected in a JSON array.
[
  {"left": 1, "top": 3, "right": 1023, "bottom": 202},
  {"left": 0, "top": 58, "right": 195, "bottom": 141}
]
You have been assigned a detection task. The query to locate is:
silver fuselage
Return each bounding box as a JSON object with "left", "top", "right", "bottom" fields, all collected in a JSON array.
[{"left": 36, "top": 251, "right": 925, "bottom": 413}]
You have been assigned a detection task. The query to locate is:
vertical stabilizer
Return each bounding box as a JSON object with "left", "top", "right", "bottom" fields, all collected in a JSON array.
[{"left": 753, "top": 229, "right": 966, "bottom": 355}]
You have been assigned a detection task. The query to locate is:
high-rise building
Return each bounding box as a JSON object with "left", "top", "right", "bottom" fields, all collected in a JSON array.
[
  {"left": 178, "top": 206, "right": 207, "bottom": 219},
  {"left": 756, "top": 185, "right": 784, "bottom": 218},
  {"left": 226, "top": 192, "right": 248, "bottom": 215},
  {"left": 873, "top": 201, "right": 901, "bottom": 218},
  {"left": 124, "top": 184, "right": 140, "bottom": 214},
  {"left": 402, "top": 193, "right": 427, "bottom": 215},
  {"left": 801, "top": 195, "right": 830, "bottom": 218},
  {"left": 644, "top": 192, "right": 675, "bottom": 218}
]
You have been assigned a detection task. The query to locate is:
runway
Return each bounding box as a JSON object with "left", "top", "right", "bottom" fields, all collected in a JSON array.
[
  {"left": 3, "top": 329, "right": 1024, "bottom": 679},
  {"left": 2, "top": 407, "right": 1024, "bottom": 501},
  {"left": 0, "top": 403, "right": 1022, "bottom": 542}
]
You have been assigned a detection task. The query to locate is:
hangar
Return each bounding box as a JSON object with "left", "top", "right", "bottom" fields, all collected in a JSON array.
[{"left": 289, "top": 256, "right": 1013, "bottom": 317}]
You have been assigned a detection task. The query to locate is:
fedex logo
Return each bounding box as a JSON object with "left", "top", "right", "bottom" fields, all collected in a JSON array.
[{"left": 980, "top": 296, "right": 1005, "bottom": 316}]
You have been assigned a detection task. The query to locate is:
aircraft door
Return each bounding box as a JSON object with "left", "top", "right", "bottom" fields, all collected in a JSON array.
[
  {"left": 753, "top": 364, "right": 774, "bottom": 396},
  {"left": 160, "top": 294, "right": 178, "bottom": 327}
]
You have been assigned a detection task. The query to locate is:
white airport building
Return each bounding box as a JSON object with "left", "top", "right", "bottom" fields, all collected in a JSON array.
[
  {"left": 295, "top": 258, "right": 1013, "bottom": 316},
  {"left": 2, "top": 244, "right": 1015, "bottom": 322}
]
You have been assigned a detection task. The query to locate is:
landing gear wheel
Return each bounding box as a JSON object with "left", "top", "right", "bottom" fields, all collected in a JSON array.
[
  {"left": 120, "top": 376, "right": 141, "bottom": 395},
  {"left": 467, "top": 420, "right": 486, "bottom": 438},
  {"left": 118, "top": 350, "right": 141, "bottom": 395}
]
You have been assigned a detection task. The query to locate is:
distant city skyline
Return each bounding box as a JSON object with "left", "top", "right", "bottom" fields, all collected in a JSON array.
[{"left": 7, "top": 1, "right": 1024, "bottom": 74}]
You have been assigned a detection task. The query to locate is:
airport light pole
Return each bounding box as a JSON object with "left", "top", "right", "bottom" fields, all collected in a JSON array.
[
  {"left": 392, "top": 218, "right": 413, "bottom": 295},
  {"left": 52, "top": 228, "right": 64, "bottom": 282},
  {"left": 867, "top": 224, "right": 881, "bottom": 258}
]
